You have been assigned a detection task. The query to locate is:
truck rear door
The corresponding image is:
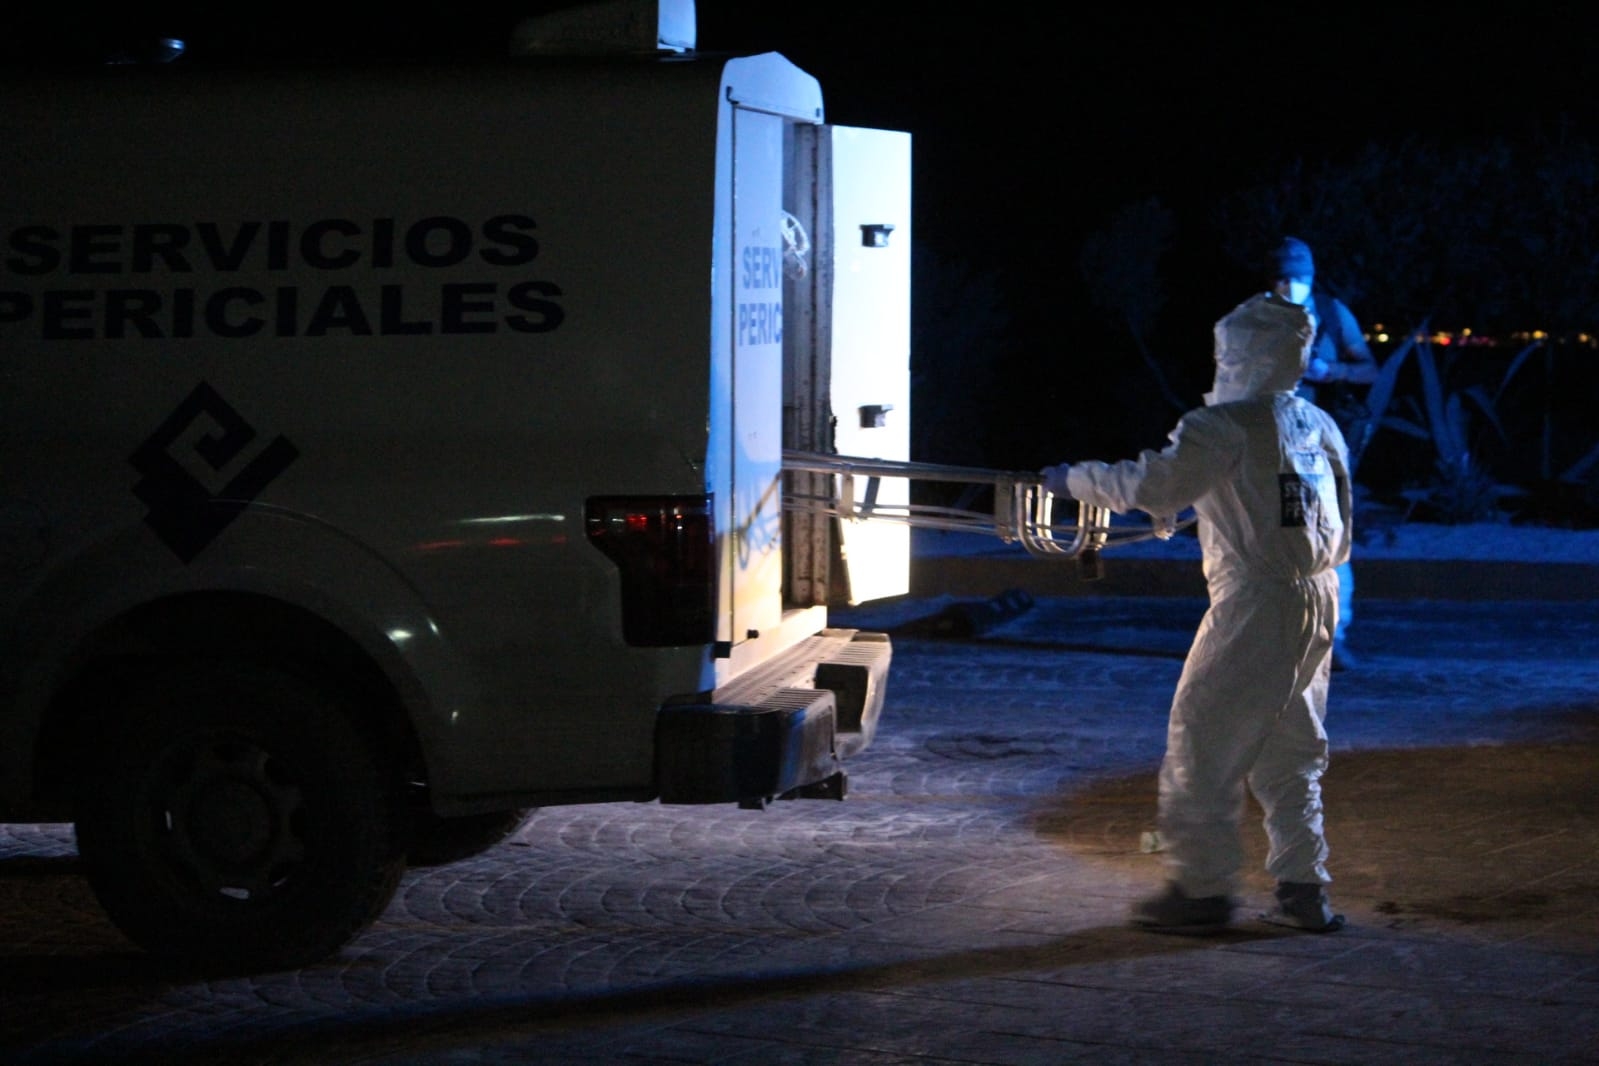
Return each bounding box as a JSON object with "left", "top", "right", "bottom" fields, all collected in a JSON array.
[
  {"left": 726, "top": 90, "right": 910, "bottom": 660},
  {"left": 819, "top": 125, "right": 911, "bottom": 605}
]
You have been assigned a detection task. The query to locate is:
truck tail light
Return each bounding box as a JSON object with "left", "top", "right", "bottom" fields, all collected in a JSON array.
[{"left": 585, "top": 495, "right": 715, "bottom": 646}]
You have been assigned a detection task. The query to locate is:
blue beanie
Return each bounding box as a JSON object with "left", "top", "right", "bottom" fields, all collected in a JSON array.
[{"left": 1269, "top": 236, "right": 1315, "bottom": 280}]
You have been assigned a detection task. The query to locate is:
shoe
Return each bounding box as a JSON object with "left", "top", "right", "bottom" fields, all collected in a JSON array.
[
  {"left": 1260, "top": 881, "right": 1346, "bottom": 933},
  {"left": 1130, "top": 882, "right": 1233, "bottom": 935},
  {"left": 1331, "top": 644, "right": 1359, "bottom": 672}
]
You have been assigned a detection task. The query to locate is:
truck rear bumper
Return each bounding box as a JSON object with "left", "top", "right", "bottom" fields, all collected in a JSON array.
[{"left": 655, "top": 628, "right": 890, "bottom": 805}]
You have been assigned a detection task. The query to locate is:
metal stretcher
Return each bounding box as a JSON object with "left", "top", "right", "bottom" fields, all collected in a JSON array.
[{"left": 781, "top": 450, "right": 1194, "bottom": 578}]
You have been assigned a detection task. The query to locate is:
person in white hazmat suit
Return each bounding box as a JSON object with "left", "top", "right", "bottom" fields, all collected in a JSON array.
[{"left": 1043, "top": 291, "right": 1352, "bottom": 934}]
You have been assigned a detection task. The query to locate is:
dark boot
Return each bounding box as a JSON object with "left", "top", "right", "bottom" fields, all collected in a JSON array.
[
  {"left": 1261, "top": 881, "right": 1346, "bottom": 932},
  {"left": 1130, "top": 882, "right": 1233, "bottom": 934}
]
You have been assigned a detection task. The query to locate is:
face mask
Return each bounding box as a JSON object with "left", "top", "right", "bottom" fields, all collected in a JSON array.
[{"left": 1284, "top": 279, "right": 1312, "bottom": 306}]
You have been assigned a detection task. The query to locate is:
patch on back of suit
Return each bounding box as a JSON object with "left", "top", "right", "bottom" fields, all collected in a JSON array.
[{"left": 1280, "top": 472, "right": 1317, "bottom": 528}]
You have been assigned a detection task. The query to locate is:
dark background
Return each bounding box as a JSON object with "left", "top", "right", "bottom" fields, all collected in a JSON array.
[{"left": 7, "top": 3, "right": 1599, "bottom": 516}]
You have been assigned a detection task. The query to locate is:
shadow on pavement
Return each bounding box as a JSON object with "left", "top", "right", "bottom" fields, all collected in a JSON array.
[{"left": 0, "top": 906, "right": 1292, "bottom": 1064}]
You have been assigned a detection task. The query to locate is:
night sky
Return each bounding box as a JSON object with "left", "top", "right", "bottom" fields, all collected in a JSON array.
[{"left": 706, "top": 8, "right": 1599, "bottom": 256}]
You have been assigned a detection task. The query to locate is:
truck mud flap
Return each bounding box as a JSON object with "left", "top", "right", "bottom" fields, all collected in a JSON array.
[{"left": 655, "top": 628, "right": 892, "bottom": 805}]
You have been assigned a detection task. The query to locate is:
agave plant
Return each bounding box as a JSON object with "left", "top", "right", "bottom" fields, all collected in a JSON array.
[{"left": 1377, "top": 329, "right": 1537, "bottom": 523}]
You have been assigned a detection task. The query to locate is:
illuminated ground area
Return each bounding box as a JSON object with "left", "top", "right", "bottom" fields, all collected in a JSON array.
[{"left": 1044, "top": 742, "right": 1599, "bottom": 944}]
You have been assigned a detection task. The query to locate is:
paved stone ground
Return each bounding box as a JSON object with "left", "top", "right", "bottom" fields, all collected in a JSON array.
[{"left": 2, "top": 597, "right": 1597, "bottom": 1065}]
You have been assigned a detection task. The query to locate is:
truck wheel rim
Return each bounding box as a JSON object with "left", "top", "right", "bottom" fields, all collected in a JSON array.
[{"left": 152, "top": 734, "right": 307, "bottom": 902}]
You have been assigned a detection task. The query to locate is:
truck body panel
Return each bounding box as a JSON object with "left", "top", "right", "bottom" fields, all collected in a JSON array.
[{"left": 0, "top": 48, "right": 907, "bottom": 817}]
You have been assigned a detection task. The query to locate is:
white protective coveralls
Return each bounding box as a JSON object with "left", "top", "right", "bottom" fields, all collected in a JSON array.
[{"left": 1051, "top": 292, "right": 1352, "bottom": 898}]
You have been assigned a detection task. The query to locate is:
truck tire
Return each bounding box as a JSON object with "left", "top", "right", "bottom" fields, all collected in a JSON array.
[
  {"left": 72, "top": 659, "right": 407, "bottom": 972},
  {"left": 406, "top": 807, "right": 531, "bottom": 867}
]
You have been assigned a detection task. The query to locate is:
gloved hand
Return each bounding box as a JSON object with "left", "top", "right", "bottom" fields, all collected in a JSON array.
[{"left": 1039, "top": 464, "right": 1073, "bottom": 496}]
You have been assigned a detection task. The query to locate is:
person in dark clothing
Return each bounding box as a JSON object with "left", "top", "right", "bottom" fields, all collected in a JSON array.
[{"left": 1269, "top": 236, "right": 1374, "bottom": 671}]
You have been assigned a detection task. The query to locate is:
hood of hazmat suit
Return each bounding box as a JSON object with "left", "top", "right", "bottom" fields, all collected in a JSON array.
[{"left": 1205, "top": 291, "right": 1314, "bottom": 405}]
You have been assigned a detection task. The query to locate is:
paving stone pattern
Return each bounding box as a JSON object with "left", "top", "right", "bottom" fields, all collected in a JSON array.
[{"left": 1, "top": 598, "right": 1596, "bottom": 1065}]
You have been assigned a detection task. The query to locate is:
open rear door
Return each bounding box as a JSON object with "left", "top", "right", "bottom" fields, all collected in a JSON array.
[
  {"left": 781, "top": 121, "right": 910, "bottom": 607},
  {"left": 821, "top": 125, "right": 912, "bottom": 604}
]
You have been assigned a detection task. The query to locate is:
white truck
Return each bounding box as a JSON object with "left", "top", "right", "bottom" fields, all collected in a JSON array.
[{"left": 0, "top": 2, "right": 910, "bottom": 969}]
